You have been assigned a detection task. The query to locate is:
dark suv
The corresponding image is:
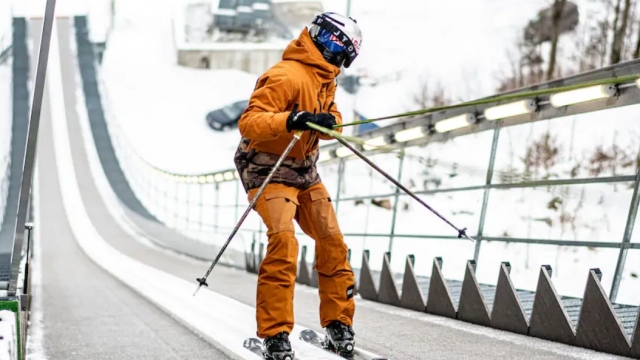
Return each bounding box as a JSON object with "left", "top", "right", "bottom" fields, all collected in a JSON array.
[{"left": 206, "top": 100, "right": 250, "bottom": 131}]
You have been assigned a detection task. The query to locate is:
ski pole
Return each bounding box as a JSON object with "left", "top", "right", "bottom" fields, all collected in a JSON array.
[
  {"left": 319, "top": 127, "right": 475, "bottom": 243},
  {"left": 193, "top": 105, "right": 304, "bottom": 296}
]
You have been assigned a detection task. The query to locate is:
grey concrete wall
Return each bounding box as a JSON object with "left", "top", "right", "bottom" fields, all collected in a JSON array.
[
  {"left": 0, "top": 18, "right": 30, "bottom": 281},
  {"left": 177, "top": 48, "right": 283, "bottom": 75}
]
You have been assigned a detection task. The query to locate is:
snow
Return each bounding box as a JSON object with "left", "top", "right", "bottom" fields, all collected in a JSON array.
[
  {"left": 100, "top": 0, "right": 262, "bottom": 174},
  {"left": 26, "top": 155, "right": 46, "bottom": 360},
  {"left": 87, "top": 0, "right": 112, "bottom": 43},
  {"left": 0, "top": 46, "right": 11, "bottom": 229},
  {"left": 10, "top": 0, "right": 88, "bottom": 18},
  {"left": 93, "top": 0, "right": 640, "bottom": 307},
  {"left": 0, "top": 0, "right": 10, "bottom": 51}
]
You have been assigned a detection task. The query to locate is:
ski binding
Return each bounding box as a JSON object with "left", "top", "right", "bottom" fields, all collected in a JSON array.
[{"left": 243, "top": 337, "right": 295, "bottom": 360}]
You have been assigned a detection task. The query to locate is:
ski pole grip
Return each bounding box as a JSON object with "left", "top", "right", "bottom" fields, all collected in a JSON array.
[{"left": 290, "top": 102, "right": 303, "bottom": 138}]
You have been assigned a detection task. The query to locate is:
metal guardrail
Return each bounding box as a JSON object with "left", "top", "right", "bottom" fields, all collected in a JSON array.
[{"left": 102, "top": 55, "right": 640, "bottom": 306}]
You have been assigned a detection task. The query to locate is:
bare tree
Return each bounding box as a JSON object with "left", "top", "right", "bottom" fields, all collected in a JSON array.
[
  {"left": 612, "top": 0, "right": 623, "bottom": 42},
  {"left": 548, "top": 0, "right": 567, "bottom": 80},
  {"left": 411, "top": 77, "right": 451, "bottom": 109},
  {"left": 610, "top": 0, "right": 633, "bottom": 64},
  {"left": 625, "top": 0, "right": 638, "bottom": 59}
]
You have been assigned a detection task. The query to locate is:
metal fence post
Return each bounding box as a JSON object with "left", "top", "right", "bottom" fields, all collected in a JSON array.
[
  {"left": 152, "top": 174, "right": 158, "bottom": 217},
  {"left": 388, "top": 150, "right": 405, "bottom": 253},
  {"left": 609, "top": 167, "right": 640, "bottom": 302},
  {"left": 174, "top": 181, "right": 179, "bottom": 228},
  {"left": 186, "top": 183, "right": 192, "bottom": 229},
  {"left": 198, "top": 184, "right": 203, "bottom": 232},
  {"left": 9, "top": 0, "right": 57, "bottom": 295},
  {"left": 214, "top": 182, "right": 220, "bottom": 233},
  {"left": 334, "top": 158, "right": 345, "bottom": 215},
  {"left": 235, "top": 178, "right": 240, "bottom": 224},
  {"left": 473, "top": 127, "right": 502, "bottom": 263}
]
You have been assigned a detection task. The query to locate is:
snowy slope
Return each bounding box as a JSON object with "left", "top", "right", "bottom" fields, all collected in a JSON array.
[
  {"left": 0, "top": 0, "right": 10, "bottom": 52},
  {"left": 0, "top": 0, "right": 9, "bottom": 235},
  {"left": 0, "top": 59, "right": 9, "bottom": 170},
  {"left": 0, "top": 12, "right": 10, "bottom": 231},
  {"left": 101, "top": 0, "right": 261, "bottom": 174}
]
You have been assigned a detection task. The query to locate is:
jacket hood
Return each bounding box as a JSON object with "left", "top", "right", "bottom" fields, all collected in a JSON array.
[{"left": 282, "top": 28, "right": 340, "bottom": 83}]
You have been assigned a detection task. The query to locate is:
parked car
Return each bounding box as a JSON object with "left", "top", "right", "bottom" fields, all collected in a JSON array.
[{"left": 206, "top": 99, "right": 249, "bottom": 131}]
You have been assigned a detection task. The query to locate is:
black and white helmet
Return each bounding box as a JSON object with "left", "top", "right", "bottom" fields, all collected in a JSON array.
[{"left": 308, "top": 12, "right": 362, "bottom": 68}]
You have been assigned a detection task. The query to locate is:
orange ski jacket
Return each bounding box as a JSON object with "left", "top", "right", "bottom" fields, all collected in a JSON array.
[{"left": 237, "top": 28, "right": 344, "bottom": 160}]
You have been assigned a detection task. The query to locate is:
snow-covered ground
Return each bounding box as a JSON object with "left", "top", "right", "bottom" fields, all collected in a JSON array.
[
  {"left": 100, "top": 0, "right": 265, "bottom": 174},
  {"left": 72, "top": 0, "right": 640, "bottom": 307},
  {"left": 0, "top": 21, "right": 11, "bottom": 231},
  {"left": 0, "top": 0, "right": 10, "bottom": 52}
]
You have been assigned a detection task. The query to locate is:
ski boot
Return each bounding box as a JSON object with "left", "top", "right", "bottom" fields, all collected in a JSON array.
[
  {"left": 263, "top": 331, "right": 295, "bottom": 360},
  {"left": 324, "top": 321, "right": 355, "bottom": 358}
]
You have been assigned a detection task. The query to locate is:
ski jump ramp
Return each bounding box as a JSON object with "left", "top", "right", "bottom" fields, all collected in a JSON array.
[{"left": 4, "top": 12, "right": 639, "bottom": 360}]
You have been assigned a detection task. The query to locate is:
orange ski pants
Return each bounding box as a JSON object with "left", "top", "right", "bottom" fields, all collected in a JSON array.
[{"left": 248, "top": 182, "right": 355, "bottom": 338}]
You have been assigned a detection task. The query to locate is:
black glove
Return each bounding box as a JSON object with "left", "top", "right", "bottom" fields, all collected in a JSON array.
[
  {"left": 312, "top": 112, "right": 336, "bottom": 130},
  {"left": 286, "top": 109, "right": 315, "bottom": 132}
]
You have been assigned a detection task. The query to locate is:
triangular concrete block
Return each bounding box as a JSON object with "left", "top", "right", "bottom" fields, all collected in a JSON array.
[
  {"left": 245, "top": 252, "right": 252, "bottom": 272},
  {"left": 347, "top": 248, "right": 358, "bottom": 296},
  {"left": 378, "top": 252, "right": 400, "bottom": 306},
  {"left": 400, "top": 255, "right": 426, "bottom": 312},
  {"left": 247, "top": 239, "right": 258, "bottom": 274},
  {"left": 297, "top": 245, "right": 311, "bottom": 286},
  {"left": 575, "top": 269, "right": 630, "bottom": 356},
  {"left": 425, "top": 257, "right": 457, "bottom": 319},
  {"left": 310, "top": 257, "right": 319, "bottom": 288},
  {"left": 631, "top": 309, "right": 640, "bottom": 358},
  {"left": 529, "top": 265, "right": 575, "bottom": 345},
  {"left": 257, "top": 242, "right": 265, "bottom": 268},
  {"left": 490, "top": 262, "right": 529, "bottom": 335},
  {"left": 245, "top": 239, "right": 255, "bottom": 273},
  {"left": 458, "top": 260, "right": 491, "bottom": 327},
  {"left": 310, "top": 270, "right": 319, "bottom": 288},
  {"left": 358, "top": 250, "right": 378, "bottom": 301}
]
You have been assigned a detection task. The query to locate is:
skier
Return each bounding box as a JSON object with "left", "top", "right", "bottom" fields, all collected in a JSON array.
[{"left": 233, "top": 11, "right": 363, "bottom": 360}]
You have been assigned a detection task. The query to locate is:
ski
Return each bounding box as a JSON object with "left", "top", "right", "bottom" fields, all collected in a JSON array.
[
  {"left": 298, "top": 329, "right": 389, "bottom": 360},
  {"left": 243, "top": 338, "right": 266, "bottom": 357},
  {"left": 243, "top": 337, "right": 296, "bottom": 360},
  {"left": 299, "top": 329, "right": 355, "bottom": 359},
  {"left": 298, "top": 329, "right": 328, "bottom": 352}
]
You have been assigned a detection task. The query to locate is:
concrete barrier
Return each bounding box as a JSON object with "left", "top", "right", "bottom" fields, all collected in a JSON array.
[
  {"left": 173, "top": 3, "right": 287, "bottom": 75},
  {"left": 176, "top": 44, "right": 285, "bottom": 75}
]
